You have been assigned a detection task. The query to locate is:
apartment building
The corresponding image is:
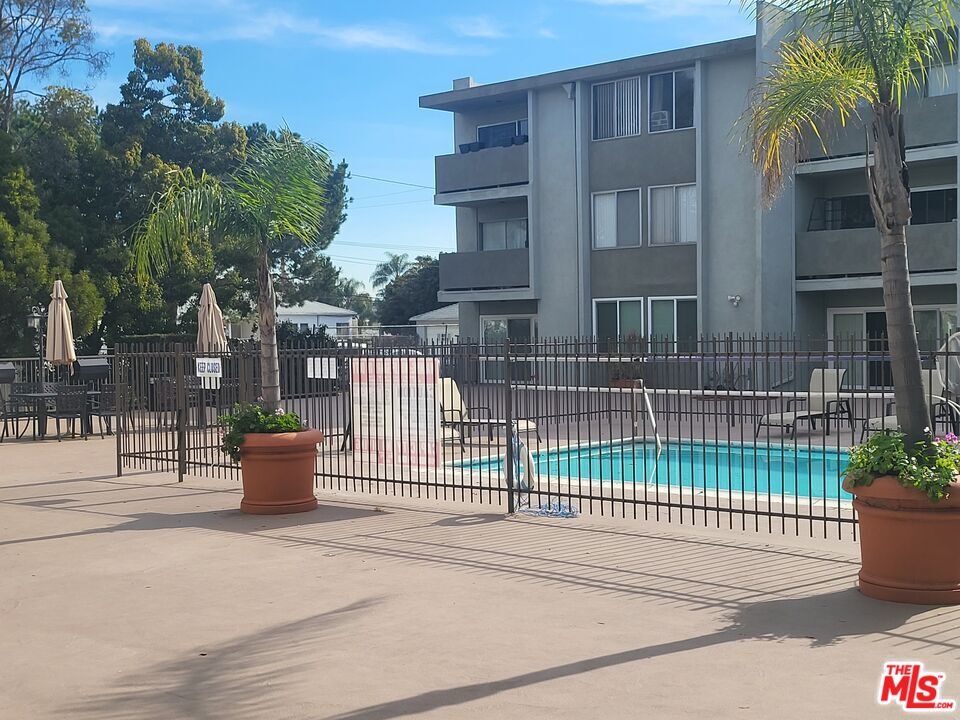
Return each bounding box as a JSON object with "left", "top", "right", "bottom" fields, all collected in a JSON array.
[{"left": 419, "top": 14, "right": 959, "bottom": 369}]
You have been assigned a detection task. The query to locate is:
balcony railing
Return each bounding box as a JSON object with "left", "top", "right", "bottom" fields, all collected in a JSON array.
[
  {"left": 435, "top": 143, "right": 528, "bottom": 194},
  {"left": 439, "top": 248, "right": 530, "bottom": 292},
  {"left": 797, "top": 222, "right": 957, "bottom": 278}
]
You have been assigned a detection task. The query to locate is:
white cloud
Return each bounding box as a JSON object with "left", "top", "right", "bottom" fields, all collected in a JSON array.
[
  {"left": 447, "top": 15, "right": 505, "bottom": 39},
  {"left": 579, "top": 0, "right": 734, "bottom": 18},
  {"left": 92, "top": 1, "right": 478, "bottom": 55}
]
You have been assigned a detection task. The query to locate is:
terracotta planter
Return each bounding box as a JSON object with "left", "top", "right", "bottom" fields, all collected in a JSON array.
[
  {"left": 238, "top": 429, "right": 323, "bottom": 515},
  {"left": 844, "top": 474, "right": 960, "bottom": 604}
]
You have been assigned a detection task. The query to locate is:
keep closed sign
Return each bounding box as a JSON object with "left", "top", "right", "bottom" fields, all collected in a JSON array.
[{"left": 195, "top": 357, "right": 223, "bottom": 378}]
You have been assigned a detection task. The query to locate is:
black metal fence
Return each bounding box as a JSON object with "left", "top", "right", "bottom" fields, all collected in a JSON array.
[{"left": 114, "top": 336, "right": 960, "bottom": 539}]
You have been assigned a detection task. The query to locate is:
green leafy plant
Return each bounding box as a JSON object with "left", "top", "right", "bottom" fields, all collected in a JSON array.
[
  {"left": 220, "top": 403, "right": 304, "bottom": 462},
  {"left": 845, "top": 431, "right": 960, "bottom": 501}
]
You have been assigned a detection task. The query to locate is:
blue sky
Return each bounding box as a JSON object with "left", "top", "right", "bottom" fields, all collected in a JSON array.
[{"left": 81, "top": 0, "right": 754, "bottom": 289}]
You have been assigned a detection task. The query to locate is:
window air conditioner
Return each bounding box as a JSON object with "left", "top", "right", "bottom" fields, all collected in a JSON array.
[{"left": 650, "top": 110, "right": 671, "bottom": 132}]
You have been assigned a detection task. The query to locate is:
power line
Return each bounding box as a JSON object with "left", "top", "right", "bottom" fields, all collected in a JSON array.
[
  {"left": 352, "top": 187, "right": 431, "bottom": 201},
  {"left": 351, "top": 173, "right": 434, "bottom": 190},
  {"left": 334, "top": 240, "right": 452, "bottom": 252},
  {"left": 351, "top": 198, "right": 436, "bottom": 210}
]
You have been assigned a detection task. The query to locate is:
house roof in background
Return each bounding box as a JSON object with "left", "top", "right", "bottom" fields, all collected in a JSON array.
[
  {"left": 277, "top": 301, "right": 357, "bottom": 317},
  {"left": 410, "top": 304, "right": 459, "bottom": 323}
]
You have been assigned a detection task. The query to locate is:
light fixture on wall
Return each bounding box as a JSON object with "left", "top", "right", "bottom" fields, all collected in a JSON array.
[{"left": 727, "top": 295, "right": 742, "bottom": 308}]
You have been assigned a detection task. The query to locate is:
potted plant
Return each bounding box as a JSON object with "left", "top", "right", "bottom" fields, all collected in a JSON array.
[
  {"left": 134, "top": 129, "right": 332, "bottom": 512},
  {"left": 843, "top": 431, "right": 960, "bottom": 604},
  {"left": 221, "top": 403, "right": 322, "bottom": 514}
]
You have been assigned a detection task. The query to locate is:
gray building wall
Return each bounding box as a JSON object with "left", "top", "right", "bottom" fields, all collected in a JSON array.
[
  {"left": 700, "top": 51, "right": 758, "bottom": 334},
  {"left": 530, "top": 84, "right": 581, "bottom": 336}
]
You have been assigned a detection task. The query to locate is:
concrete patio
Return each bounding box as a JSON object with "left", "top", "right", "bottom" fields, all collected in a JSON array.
[{"left": 1, "top": 437, "right": 958, "bottom": 719}]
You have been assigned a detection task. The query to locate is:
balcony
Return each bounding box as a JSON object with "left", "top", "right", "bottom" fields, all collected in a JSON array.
[
  {"left": 796, "top": 222, "right": 957, "bottom": 278},
  {"left": 438, "top": 248, "right": 530, "bottom": 298},
  {"left": 435, "top": 144, "right": 528, "bottom": 196},
  {"left": 804, "top": 94, "right": 957, "bottom": 161}
]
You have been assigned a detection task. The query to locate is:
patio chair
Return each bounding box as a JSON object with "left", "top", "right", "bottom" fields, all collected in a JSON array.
[
  {"left": 1, "top": 385, "right": 35, "bottom": 441},
  {"left": 51, "top": 385, "right": 88, "bottom": 441},
  {"left": 860, "top": 369, "right": 960, "bottom": 440},
  {"left": 439, "top": 377, "right": 540, "bottom": 447},
  {"left": 755, "top": 368, "right": 849, "bottom": 439},
  {"left": 89, "top": 383, "right": 120, "bottom": 437}
]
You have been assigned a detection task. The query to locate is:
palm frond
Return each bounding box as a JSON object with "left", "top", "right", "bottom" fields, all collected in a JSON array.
[
  {"left": 231, "top": 127, "right": 333, "bottom": 247},
  {"left": 745, "top": 34, "right": 876, "bottom": 203},
  {"left": 132, "top": 169, "right": 225, "bottom": 282}
]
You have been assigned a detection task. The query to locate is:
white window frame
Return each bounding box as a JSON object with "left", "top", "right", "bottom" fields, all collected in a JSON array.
[
  {"left": 591, "top": 76, "right": 642, "bottom": 141},
  {"left": 592, "top": 297, "right": 646, "bottom": 338},
  {"left": 647, "top": 296, "right": 699, "bottom": 339},
  {"left": 478, "top": 216, "right": 529, "bottom": 251},
  {"left": 647, "top": 183, "right": 698, "bottom": 246},
  {"left": 476, "top": 119, "right": 528, "bottom": 143},
  {"left": 647, "top": 68, "right": 695, "bottom": 134},
  {"left": 827, "top": 304, "right": 958, "bottom": 388},
  {"left": 591, "top": 188, "right": 642, "bottom": 249}
]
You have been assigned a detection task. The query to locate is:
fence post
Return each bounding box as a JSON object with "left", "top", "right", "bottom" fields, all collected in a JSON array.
[
  {"left": 504, "top": 337, "right": 515, "bottom": 514},
  {"left": 174, "top": 342, "right": 187, "bottom": 483},
  {"left": 115, "top": 352, "right": 124, "bottom": 478}
]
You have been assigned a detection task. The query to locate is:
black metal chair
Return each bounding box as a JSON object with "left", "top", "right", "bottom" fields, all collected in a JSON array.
[
  {"left": 89, "top": 383, "right": 119, "bottom": 437},
  {"left": 1, "top": 385, "right": 35, "bottom": 441},
  {"left": 51, "top": 386, "right": 88, "bottom": 441}
]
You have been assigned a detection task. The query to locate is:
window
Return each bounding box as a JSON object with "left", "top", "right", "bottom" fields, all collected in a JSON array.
[
  {"left": 648, "top": 68, "right": 694, "bottom": 132},
  {"left": 926, "top": 64, "right": 958, "bottom": 97},
  {"left": 649, "top": 297, "right": 698, "bottom": 350},
  {"left": 650, "top": 184, "right": 697, "bottom": 245},
  {"left": 592, "top": 190, "right": 641, "bottom": 248},
  {"left": 480, "top": 218, "right": 528, "bottom": 251},
  {"left": 298, "top": 323, "right": 310, "bottom": 331},
  {"left": 808, "top": 195, "right": 874, "bottom": 231},
  {"left": 594, "top": 298, "right": 644, "bottom": 342},
  {"left": 477, "top": 120, "right": 528, "bottom": 147},
  {"left": 911, "top": 188, "right": 957, "bottom": 225},
  {"left": 592, "top": 77, "right": 641, "bottom": 140}
]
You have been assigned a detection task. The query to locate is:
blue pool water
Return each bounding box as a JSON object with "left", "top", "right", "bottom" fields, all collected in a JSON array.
[{"left": 465, "top": 440, "right": 852, "bottom": 501}]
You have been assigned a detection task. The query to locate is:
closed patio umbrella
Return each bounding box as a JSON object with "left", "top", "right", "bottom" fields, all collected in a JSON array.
[
  {"left": 45, "top": 279, "right": 77, "bottom": 368},
  {"left": 197, "top": 283, "right": 228, "bottom": 354}
]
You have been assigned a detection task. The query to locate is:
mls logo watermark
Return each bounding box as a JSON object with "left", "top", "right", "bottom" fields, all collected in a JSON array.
[{"left": 879, "top": 662, "right": 955, "bottom": 712}]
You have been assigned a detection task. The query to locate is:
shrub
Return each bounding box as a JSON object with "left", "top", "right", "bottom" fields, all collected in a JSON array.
[
  {"left": 220, "top": 403, "right": 304, "bottom": 461},
  {"left": 845, "top": 431, "right": 960, "bottom": 501}
]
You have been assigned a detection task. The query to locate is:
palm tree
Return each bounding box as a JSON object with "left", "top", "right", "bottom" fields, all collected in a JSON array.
[
  {"left": 134, "top": 129, "right": 332, "bottom": 410},
  {"left": 744, "top": 0, "right": 958, "bottom": 448},
  {"left": 370, "top": 252, "right": 410, "bottom": 289}
]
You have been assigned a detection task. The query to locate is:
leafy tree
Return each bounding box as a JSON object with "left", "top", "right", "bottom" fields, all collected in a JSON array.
[
  {"left": 370, "top": 252, "right": 411, "bottom": 289},
  {"left": 101, "top": 39, "right": 245, "bottom": 175},
  {"left": 135, "top": 129, "right": 333, "bottom": 410},
  {"left": 743, "top": 0, "right": 958, "bottom": 448},
  {"left": 377, "top": 255, "right": 440, "bottom": 331},
  {"left": 0, "top": 0, "right": 109, "bottom": 132}
]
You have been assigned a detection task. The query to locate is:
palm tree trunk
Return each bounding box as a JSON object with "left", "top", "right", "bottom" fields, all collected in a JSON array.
[
  {"left": 257, "top": 242, "right": 281, "bottom": 411},
  {"left": 869, "top": 102, "right": 930, "bottom": 449}
]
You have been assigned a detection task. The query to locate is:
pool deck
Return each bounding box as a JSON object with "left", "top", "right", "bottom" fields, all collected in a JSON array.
[{"left": 2, "top": 437, "right": 959, "bottom": 719}]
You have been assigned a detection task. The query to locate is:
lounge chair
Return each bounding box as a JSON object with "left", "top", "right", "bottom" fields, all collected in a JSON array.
[
  {"left": 861, "top": 369, "right": 960, "bottom": 440},
  {"left": 439, "top": 377, "right": 540, "bottom": 446},
  {"left": 755, "top": 368, "right": 849, "bottom": 439}
]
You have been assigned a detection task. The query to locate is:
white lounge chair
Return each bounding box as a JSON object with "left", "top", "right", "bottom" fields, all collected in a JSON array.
[
  {"left": 755, "top": 368, "right": 849, "bottom": 439},
  {"left": 861, "top": 369, "right": 960, "bottom": 440},
  {"left": 439, "top": 377, "right": 540, "bottom": 446}
]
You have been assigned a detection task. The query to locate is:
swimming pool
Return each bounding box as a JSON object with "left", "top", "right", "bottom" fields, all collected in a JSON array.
[{"left": 464, "top": 440, "right": 852, "bottom": 501}]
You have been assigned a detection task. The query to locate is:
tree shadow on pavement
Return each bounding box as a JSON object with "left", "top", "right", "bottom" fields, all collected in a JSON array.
[
  {"left": 325, "top": 589, "right": 947, "bottom": 720},
  {"left": 66, "top": 598, "right": 383, "bottom": 720}
]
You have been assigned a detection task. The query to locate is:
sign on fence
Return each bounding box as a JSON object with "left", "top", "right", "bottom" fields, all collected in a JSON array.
[
  {"left": 306, "top": 357, "right": 338, "bottom": 380},
  {"left": 195, "top": 357, "right": 222, "bottom": 390},
  {"left": 350, "top": 357, "right": 441, "bottom": 467}
]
